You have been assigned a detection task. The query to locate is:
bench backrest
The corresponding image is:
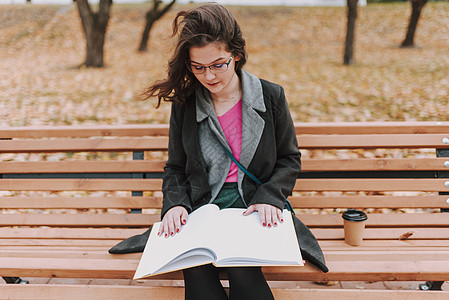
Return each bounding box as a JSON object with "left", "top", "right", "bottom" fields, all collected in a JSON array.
[{"left": 1, "top": 122, "right": 448, "bottom": 232}]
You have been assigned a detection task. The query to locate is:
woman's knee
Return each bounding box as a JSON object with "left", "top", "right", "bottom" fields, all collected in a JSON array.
[
  {"left": 183, "top": 263, "right": 219, "bottom": 281},
  {"left": 226, "top": 267, "right": 265, "bottom": 282}
]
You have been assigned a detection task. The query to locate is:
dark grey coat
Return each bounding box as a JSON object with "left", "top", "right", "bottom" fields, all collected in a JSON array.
[
  {"left": 160, "top": 71, "right": 328, "bottom": 273},
  {"left": 162, "top": 70, "right": 301, "bottom": 217}
]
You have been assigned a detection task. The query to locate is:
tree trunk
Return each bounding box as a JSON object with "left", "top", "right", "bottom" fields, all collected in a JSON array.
[
  {"left": 138, "top": 0, "right": 176, "bottom": 52},
  {"left": 76, "top": 0, "right": 112, "bottom": 68},
  {"left": 401, "top": 0, "right": 428, "bottom": 48},
  {"left": 138, "top": 12, "right": 157, "bottom": 52},
  {"left": 344, "top": 0, "right": 358, "bottom": 65}
]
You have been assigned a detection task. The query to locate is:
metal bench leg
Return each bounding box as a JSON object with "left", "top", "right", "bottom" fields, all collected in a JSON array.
[
  {"left": 2, "top": 277, "right": 29, "bottom": 284},
  {"left": 131, "top": 151, "right": 144, "bottom": 214}
]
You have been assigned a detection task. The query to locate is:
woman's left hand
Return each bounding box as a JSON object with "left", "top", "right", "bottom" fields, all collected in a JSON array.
[{"left": 243, "top": 203, "right": 284, "bottom": 228}]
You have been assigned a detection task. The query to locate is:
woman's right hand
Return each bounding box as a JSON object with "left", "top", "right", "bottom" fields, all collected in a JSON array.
[{"left": 158, "top": 206, "right": 188, "bottom": 238}]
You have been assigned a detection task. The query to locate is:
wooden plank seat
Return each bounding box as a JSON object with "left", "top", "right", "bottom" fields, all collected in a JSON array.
[
  {"left": 1, "top": 121, "right": 449, "bottom": 298},
  {"left": 2, "top": 285, "right": 449, "bottom": 300}
]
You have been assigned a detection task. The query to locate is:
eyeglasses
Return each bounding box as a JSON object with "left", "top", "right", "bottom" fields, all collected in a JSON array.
[{"left": 187, "top": 55, "right": 233, "bottom": 74}]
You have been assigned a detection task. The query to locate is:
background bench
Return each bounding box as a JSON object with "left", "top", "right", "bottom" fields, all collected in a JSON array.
[{"left": 1, "top": 121, "right": 449, "bottom": 299}]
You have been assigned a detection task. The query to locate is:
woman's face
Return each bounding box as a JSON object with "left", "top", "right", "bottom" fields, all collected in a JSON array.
[{"left": 188, "top": 43, "right": 240, "bottom": 97}]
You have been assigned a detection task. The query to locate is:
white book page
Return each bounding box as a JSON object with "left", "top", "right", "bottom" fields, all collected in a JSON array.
[
  {"left": 133, "top": 205, "right": 303, "bottom": 279},
  {"left": 133, "top": 205, "right": 220, "bottom": 279},
  {"left": 214, "top": 209, "right": 303, "bottom": 266}
]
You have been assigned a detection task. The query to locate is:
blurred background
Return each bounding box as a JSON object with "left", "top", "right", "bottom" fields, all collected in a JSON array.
[{"left": 1, "top": 0, "right": 448, "bottom": 127}]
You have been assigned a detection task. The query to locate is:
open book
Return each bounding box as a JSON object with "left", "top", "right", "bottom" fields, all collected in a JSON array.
[{"left": 134, "top": 204, "right": 303, "bottom": 279}]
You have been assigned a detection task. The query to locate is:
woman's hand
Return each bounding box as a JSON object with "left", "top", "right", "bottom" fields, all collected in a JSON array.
[
  {"left": 158, "top": 206, "right": 188, "bottom": 238},
  {"left": 243, "top": 204, "right": 284, "bottom": 228}
]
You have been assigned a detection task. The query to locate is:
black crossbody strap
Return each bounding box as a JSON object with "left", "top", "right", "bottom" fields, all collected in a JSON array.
[{"left": 218, "top": 141, "right": 296, "bottom": 215}]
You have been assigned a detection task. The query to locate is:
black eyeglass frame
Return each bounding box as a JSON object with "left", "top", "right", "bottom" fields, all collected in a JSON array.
[{"left": 186, "top": 54, "right": 234, "bottom": 74}]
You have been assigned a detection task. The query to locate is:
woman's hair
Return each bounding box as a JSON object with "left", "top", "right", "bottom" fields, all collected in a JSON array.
[{"left": 143, "top": 3, "right": 247, "bottom": 107}]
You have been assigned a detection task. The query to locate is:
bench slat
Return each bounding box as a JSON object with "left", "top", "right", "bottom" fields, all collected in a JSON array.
[
  {"left": 0, "top": 138, "right": 169, "bottom": 153},
  {"left": 0, "top": 213, "right": 448, "bottom": 228},
  {"left": 313, "top": 227, "right": 449, "bottom": 240},
  {"left": 320, "top": 239, "right": 449, "bottom": 248},
  {"left": 299, "top": 134, "right": 449, "bottom": 149},
  {"left": 1, "top": 122, "right": 447, "bottom": 139},
  {"left": 1, "top": 178, "right": 448, "bottom": 192},
  {"left": 0, "top": 246, "right": 116, "bottom": 252},
  {"left": 298, "top": 213, "right": 449, "bottom": 228},
  {"left": 0, "top": 214, "right": 158, "bottom": 227},
  {"left": 1, "top": 257, "right": 449, "bottom": 281},
  {"left": 324, "top": 250, "right": 449, "bottom": 261},
  {"left": 0, "top": 244, "right": 449, "bottom": 262},
  {"left": 0, "top": 285, "right": 177, "bottom": 300},
  {"left": 0, "top": 239, "right": 120, "bottom": 247},
  {"left": 264, "top": 261, "right": 449, "bottom": 281},
  {"left": 0, "top": 125, "right": 170, "bottom": 139},
  {"left": 0, "top": 178, "right": 161, "bottom": 191},
  {"left": 0, "top": 161, "right": 165, "bottom": 173},
  {"left": 2, "top": 239, "right": 449, "bottom": 252},
  {"left": 302, "top": 158, "right": 449, "bottom": 171},
  {"left": 0, "top": 249, "right": 137, "bottom": 259},
  {"left": 3, "top": 285, "right": 447, "bottom": 300},
  {"left": 2, "top": 134, "right": 448, "bottom": 153},
  {"left": 0, "top": 228, "right": 146, "bottom": 239},
  {"left": 0, "top": 227, "right": 445, "bottom": 241},
  {"left": 1, "top": 227, "right": 448, "bottom": 240},
  {"left": 294, "top": 178, "right": 449, "bottom": 192},
  {"left": 2, "top": 158, "right": 448, "bottom": 174},
  {"left": 290, "top": 195, "right": 449, "bottom": 209},
  {"left": 0, "top": 196, "right": 162, "bottom": 209},
  {"left": 295, "top": 121, "right": 449, "bottom": 135},
  {"left": 1, "top": 195, "right": 446, "bottom": 209}
]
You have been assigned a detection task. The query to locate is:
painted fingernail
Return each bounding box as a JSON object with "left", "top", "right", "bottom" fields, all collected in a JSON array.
[
  {"left": 165, "top": 233, "right": 168, "bottom": 238},
  {"left": 262, "top": 222, "right": 266, "bottom": 227},
  {"left": 268, "top": 223, "right": 272, "bottom": 228},
  {"left": 171, "top": 232, "right": 174, "bottom": 236},
  {"left": 177, "top": 229, "right": 180, "bottom": 233},
  {"left": 182, "top": 219, "right": 186, "bottom": 224},
  {"left": 281, "top": 219, "right": 284, "bottom": 222},
  {"left": 274, "top": 222, "right": 278, "bottom": 226}
]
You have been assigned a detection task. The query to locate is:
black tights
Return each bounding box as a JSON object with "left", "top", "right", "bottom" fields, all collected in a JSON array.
[{"left": 182, "top": 264, "right": 274, "bottom": 300}]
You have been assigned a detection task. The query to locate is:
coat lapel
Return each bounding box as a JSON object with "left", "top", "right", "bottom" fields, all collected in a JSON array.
[
  {"left": 239, "top": 70, "right": 266, "bottom": 170},
  {"left": 195, "top": 70, "right": 266, "bottom": 202}
]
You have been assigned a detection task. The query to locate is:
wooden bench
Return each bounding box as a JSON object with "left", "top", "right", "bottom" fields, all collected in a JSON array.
[{"left": 1, "top": 121, "right": 449, "bottom": 299}]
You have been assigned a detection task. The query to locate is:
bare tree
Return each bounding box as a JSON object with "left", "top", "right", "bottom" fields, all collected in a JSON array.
[
  {"left": 401, "top": 0, "right": 428, "bottom": 48},
  {"left": 76, "top": 0, "right": 113, "bottom": 68},
  {"left": 138, "top": 0, "right": 176, "bottom": 52},
  {"left": 344, "top": 0, "right": 358, "bottom": 65}
]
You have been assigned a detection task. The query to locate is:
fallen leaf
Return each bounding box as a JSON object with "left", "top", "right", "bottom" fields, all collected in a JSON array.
[{"left": 399, "top": 231, "right": 415, "bottom": 240}]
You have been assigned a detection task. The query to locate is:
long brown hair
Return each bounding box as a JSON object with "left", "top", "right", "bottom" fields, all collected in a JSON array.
[{"left": 143, "top": 3, "right": 247, "bottom": 107}]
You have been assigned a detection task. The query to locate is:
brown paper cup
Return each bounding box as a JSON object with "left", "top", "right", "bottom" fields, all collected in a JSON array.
[{"left": 342, "top": 209, "right": 368, "bottom": 246}]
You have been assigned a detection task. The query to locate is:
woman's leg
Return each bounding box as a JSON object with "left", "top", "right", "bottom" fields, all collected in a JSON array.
[
  {"left": 183, "top": 264, "right": 228, "bottom": 300},
  {"left": 226, "top": 267, "right": 274, "bottom": 300}
]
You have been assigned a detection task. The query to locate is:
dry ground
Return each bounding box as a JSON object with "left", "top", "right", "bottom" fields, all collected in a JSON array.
[{"left": 0, "top": 2, "right": 448, "bottom": 127}]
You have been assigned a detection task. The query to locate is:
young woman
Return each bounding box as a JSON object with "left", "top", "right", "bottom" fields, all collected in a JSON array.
[{"left": 144, "top": 4, "right": 301, "bottom": 299}]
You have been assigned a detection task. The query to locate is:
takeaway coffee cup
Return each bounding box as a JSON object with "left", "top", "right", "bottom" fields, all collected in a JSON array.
[{"left": 342, "top": 209, "right": 368, "bottom": 246}]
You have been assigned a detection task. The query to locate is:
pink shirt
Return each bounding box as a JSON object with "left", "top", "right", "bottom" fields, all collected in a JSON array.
[{"left": 217, "top": 100, "right": 242, "bottom": 182}]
